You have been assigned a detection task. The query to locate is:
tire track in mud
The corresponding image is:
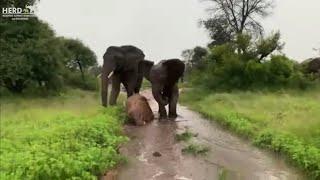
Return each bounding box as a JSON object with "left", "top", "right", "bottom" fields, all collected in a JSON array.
[{"left": 104, "top": 90, "right": 302, "bottom": 180}]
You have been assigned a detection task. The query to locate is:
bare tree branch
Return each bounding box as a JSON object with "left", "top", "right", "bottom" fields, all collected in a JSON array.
[{"left": 203, "top": 0, "right": 273, "bottom": 36}]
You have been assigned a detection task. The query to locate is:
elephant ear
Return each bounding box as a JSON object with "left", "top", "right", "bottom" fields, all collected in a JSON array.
[
  {"left": 163, "top": 59, "right": 185, "bottom": 85},
  {"left": 138, "top": 60, "right": 154, "bottom": 80}
]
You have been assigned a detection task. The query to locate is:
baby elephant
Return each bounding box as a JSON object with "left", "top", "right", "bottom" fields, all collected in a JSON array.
[{"left": 126, "top": 94, "right": 154, "bottom": 126}]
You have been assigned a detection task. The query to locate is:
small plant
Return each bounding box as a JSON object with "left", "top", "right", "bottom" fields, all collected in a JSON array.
[
  {"left": 218, "top": 168, "right": 228, "bottom": 180},
  {"left": 175, "top": 130, "right": 197, "bottom": 142},
  {"left": 182, "top": 144, "right": 210, "bottom": 156}
]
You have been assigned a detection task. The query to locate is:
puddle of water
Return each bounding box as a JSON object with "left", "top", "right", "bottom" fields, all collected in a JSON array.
[{"left": 114, "top": 90, "right": 302, "bottom": 180}]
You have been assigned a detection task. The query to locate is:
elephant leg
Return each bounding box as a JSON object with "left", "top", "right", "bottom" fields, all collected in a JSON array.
[
  {"left": 134, "top": 74, "right": 143, "bottom": 93},
  {"left": 169, "top": 84, "right": 179, "bottom": 118},
  {"left": 109, "top": 75, "right": 121, "bottom": 105},
  {"left": 122, "top": 72, "right": 137, "bottom": 97},
  {"left": 152, "top": 84, "right": 167, "bottom": 119}
]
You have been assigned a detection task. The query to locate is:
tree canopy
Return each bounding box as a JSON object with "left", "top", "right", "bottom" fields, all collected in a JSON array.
[
  {"left": 201, "top": 0, "right": 274, "bottom": 45},
  {"left": 0, "top": 16, "right": 97, "bottom": 93}
]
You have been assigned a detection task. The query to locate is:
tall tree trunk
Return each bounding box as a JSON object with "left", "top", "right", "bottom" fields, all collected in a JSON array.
[{"left": 76, "top": 55, "right": 85, "bottom": 82}]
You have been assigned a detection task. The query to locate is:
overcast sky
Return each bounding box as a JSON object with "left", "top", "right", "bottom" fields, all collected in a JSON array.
[{"left": 37, "top": 0, "right": 320, "bottom": 64}]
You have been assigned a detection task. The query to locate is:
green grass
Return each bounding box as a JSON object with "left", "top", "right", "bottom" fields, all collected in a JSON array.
[
  {"left": 182, "top": 144, "right": 210, "bottom": 156},
  {"left": 181, "top": 86, "right": 320, "bottom": 179},
  {"left": 175, "top": 130, "right": 197, "bottom": 142},
  {"left": 0, "top": 89, "right": 127, "bottom": 180}
]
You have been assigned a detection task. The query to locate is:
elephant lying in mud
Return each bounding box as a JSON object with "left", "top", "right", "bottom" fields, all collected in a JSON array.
[
  {"left": 126, "top": 94, "right": 154, "bottom": 126},
  {"left": 141, "top": 59, "right": 185, "bottom": 119},
  {"left": 101, "top": 45, "right": 147, "bottom": 107}
]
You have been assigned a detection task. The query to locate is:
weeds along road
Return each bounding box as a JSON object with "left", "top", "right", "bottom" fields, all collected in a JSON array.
[{"left": 103, "top": 90, "right": 302, "bottom": 180}]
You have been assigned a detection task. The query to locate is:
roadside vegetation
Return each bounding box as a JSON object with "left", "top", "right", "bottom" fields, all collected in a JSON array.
[
  {"left": 181, "top": 87, "right": 320, "bottom": 178},
  {"left": 0, "top": 90, "right": 127, "bottom": 179},
  {"left": 181, "top": 0, "right": 320, "bottom": 178},
  {"left": 182, "top": 144, "right": 210, "bottom": 156},
  {"left": 175, "top": 130, "right": 197, "bottom": 142},
  {"left": 1, "top": 1, "right": 101, "bottom": 96}
]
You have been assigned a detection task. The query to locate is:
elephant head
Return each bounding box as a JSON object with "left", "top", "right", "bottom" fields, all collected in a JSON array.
[{"left": 101, "top": 45, "right": 145, "bottom": 107}]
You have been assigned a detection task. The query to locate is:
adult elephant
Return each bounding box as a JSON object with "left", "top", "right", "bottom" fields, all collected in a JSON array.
[
  {"left": 148, "top": 59, "right": 185, "bottom": 119},
  {"left": 101, "top": 45, "right": 145, "bottom": 107}
]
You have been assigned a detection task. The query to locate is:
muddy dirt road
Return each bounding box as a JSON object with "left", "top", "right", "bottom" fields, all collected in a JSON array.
[{"left": 115, "top": 90, "right": 302, "bottom": 180}]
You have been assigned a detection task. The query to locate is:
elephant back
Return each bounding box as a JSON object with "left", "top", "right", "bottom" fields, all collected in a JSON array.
[
  {"left": 121, "top": 45, "right": 145, "bottom": 71},
  {"left": 103, "top": 45, "right": 145, "bottom": 72}
]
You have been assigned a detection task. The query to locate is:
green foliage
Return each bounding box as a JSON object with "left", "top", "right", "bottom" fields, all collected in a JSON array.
[
  {"left": 1, "top": 13, "right": 97, "bottom": 94},
  {"left": 181, "top": 46, "right": 208, "bottom": 79},
  {"left": 180, "top": 87, "right": 320, "bottom": 179},
  {"left": 254, "top": 131, "right": 320, "bottom": 179},
  {"left": 60, "top": 38, "right": 97, "bottom": 70},
  {"left": 200, "top": 16, "right": 233, "bottom": 47},
  {"left": 187, "top": 33, "right": 315, "bottom": 90},
  {"left": 182, "top": 144, "right": 210, "bottom": 156},
  {"left": 64, "top": 72, "right": 99, "bottom": 91},
  {"left": 0, "top": 0, "right": 37, "bottom": 7},
  {"left": 0, "top": 91, "right": 127, "bottom": 179},
  {"left": 256, "top": 32, "right": 283, "bottom": 60},
  {"left": 175, "top": 130, "right": 196, "bottom": 142},
  {"left": 0, "top": 19, "right": 62, "bottom": 92}
]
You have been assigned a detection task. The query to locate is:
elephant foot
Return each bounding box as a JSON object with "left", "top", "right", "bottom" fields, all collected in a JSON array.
[
  {"left": 159, "top": 113, "right": 168, "bottom": 120},
  {"left": 168, "top": 113, "right": 178, "bottom": 119}
]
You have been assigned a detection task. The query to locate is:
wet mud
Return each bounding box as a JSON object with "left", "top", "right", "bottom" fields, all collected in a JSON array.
[{"left": 108, "top": 90, "right": 302, "bottom": 180}]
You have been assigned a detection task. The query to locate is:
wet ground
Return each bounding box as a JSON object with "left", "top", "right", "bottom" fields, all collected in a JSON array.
[{"left": 105, "top": 90, "right": 302, "bottom": 180}]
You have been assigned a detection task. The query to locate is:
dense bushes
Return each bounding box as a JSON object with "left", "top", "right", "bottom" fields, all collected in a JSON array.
[
  {"left": 64, "top": 72, "right": 99, "bottom": 91},
  {"left": 0, "top": 15, "right": 99, "bottom": 94},
  {"left": 0, "top": 106, "right": 127, "bottom": 179},
  {"left": 187, "top": 33, "right": 315, "bottom": 90}
]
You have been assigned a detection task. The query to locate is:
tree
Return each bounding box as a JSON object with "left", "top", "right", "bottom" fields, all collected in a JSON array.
[
  {"left": 200, "top": 16, "right": 233, "bottom": 46},
  {"left": 202, "top": 0, "right": 274, "bottom": 44},
  {"left": 0, "top": 0, "right": 38, "bottom": 9},
  {"left": 61, "top": 39, "right": 97, "bottom": 81},
  {"left": 181, "top": 47, "right": 208, "bottom": 68},
  {"left": 256, "top": 31, "right": 283, "bottom": 60},
  {"left": 0, "top": 18, "right": 63, "bottom": 92},
  {"left": 192, "top": 46, "right": 208, "bottom": 66},
  {"left": 181, "top": 49, "right": 194, "bottom": 65}
]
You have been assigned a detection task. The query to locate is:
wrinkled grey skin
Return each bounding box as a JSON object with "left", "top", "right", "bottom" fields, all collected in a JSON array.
[
  {"left": 101, "top": 45, "right": 146, "bottom": 107},
  {"left": 147, "top": 59, "right": 185, "bottom": 119}
]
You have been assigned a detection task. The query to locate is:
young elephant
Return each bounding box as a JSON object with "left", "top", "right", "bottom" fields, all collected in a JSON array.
[
  {"left": 126, "top": 94, "right": 154, "bottom": 126},
  {"left": 149, "top": 59, "right": 185, "bottom": 119}
]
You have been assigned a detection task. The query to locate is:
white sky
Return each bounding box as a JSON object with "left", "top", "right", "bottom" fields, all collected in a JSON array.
[{"left": 37, "top": 0, "right": 320, "bottom": 64}]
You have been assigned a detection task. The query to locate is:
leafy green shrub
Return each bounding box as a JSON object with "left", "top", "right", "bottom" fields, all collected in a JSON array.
[
  {"left": 188, "top": 44, "right": 314, "bottom": 90},
  {"left": 254, "top": 130, "right": 320, "bottom": 179},
  {"left": 64, "top": 72, "right": 98, "bottom": 91},
  {"left": 176, "top": 130, "right": 197, "bottom": 142},
  {"left": 0, "top": 107, "right": 127, "bottom": 180},
  {"left": 182, "top": 144, "right": 210, "bottom": 156}
]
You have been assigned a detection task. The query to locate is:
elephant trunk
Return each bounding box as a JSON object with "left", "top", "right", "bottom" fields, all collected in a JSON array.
[{"left": 101, "top": 65, "right": 115, "bottom": 107}]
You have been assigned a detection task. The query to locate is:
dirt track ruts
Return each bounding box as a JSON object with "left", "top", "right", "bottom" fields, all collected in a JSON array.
[{"left": 105, "top": 90, "right": 302, "bottom": 180}]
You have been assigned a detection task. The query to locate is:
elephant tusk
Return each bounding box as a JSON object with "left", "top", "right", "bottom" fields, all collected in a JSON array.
[{"left": 107, "top": 71, "right": 114, "bottom": 78}]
